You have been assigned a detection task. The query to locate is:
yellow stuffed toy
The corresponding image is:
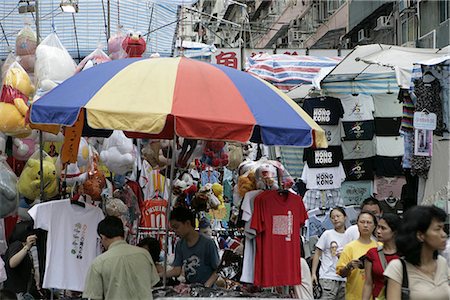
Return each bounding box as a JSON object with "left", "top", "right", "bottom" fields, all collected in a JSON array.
[
  {"left": 211, "top": 183, "right": 225, "bottom": 209},
  {"left": 18, "top": 155, "right": 58, "bottom": 200},
  {"left": 0, "top": 62, "right": 34, "bottom": 137}
]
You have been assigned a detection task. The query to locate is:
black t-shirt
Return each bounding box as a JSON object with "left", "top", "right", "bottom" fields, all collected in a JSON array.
[
  {"left": 303, "top": 146, "right": 343, "bottom": 168},
  {"left": 379, "top": 198, "right": 404, "bottom": 216},
  {"left": 342, "top": 157, "right": 374, "bottom": 181},
  {"left": 302, "top": 96, "right": 344, "bottom": 125},
  {"left": 4, "top": 241, "right": 36, "bottom": 294},
  {"left": 375, "top": 117, "right": 401, "bottom": 136},
  {"left": 375, "top": 156, "right": 404, "bottom": 177},
  {"left": 342, "top": 120, "right": 375, "bottom": 140}
]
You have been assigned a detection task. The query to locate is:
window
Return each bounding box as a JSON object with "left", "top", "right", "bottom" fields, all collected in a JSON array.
[{"left": 439, "top": 0, "right": 449, "bottom": 23}]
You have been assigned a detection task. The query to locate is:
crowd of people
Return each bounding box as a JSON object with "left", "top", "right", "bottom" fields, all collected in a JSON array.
[{"left": 0, "top": 201, "right": 448, "bottom": 300}]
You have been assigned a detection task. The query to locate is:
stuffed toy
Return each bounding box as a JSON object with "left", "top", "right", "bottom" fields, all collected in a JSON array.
[
  {"left": 173, "top": 172, "right": 198, "bottom": 207},
  {"left": 34, "top": 33, "right": 76, "bottom": 97},
  {"left": 201, "top": 141, "right": 229, "bottom": 168},
  {"left": 0, "top": 62, "right": 34, "bottom": 137},
  {"left": 18, "top": 154, "right": 57, "bottom": 200},
  {"left": 12, "top": 131, "right": 38, "bottom": 161},
  {"left": 211, "top": 183, "right": 225, "bottom": 209},
  {"left": 16, "top": 25, "right": 37, "bottom": 73},
  {"left": 192, "top": 183, "right": 220, "bottom": 212},
  {"left": 254, "top": 162, "right": 279, "bottom": 190},
  {"left": 242, "top": 142, "right": 258, "bottom": 161},
  {"left": 100, "top": 130, "right": 136, "bottom": 175},
  {"left": 82, "top": 163, "right": 106, "bottom": 202},
  {"left": 227, "top": 143, "right": 244, "bottom": 170},
  {"left": 0, "top": 159, "right": 19, "bottom": 218},
  {"left": 122, "top": 30, "right": 146, "bottom": 58},
  {"left": 105, "top": 197, "right": 128, "bottom": 217},
  {"left": 141, "top": 140, "right": 169, "bottom": 169},
  {"left": 108, "top": 29, "right": 127, "bottom": 60},
  {"left": 267, "top": 160, "right": 294, "bottom": 190},
  {"left": 75, "top": 48, "right": 111, "bottom": 73},
  {"left": 237, "top": 171, "right": 257, "bottom": 198}
]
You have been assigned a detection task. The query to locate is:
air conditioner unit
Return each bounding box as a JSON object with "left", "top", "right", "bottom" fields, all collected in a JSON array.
[
  {"left": 358, "top": 29, "right": 370, "bottom": 42},
  {"left": 375, "top": 16, "right": 393, "bottom": 31}
]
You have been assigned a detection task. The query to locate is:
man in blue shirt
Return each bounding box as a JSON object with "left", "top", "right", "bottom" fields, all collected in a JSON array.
[{"left": 160, "top": 207, "right": 219, "bottom": 287}]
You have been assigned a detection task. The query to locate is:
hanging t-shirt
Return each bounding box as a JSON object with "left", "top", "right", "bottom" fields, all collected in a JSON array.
[
  {"left": 342, "top": 158, "right": 374, "bottom": 181},
  {"left": 373, "top": 176, "right": 406, "bottom": 201},
  {"left": 379, "top": 198, "right": 404, "bottom": 216},
  {"left": 400, "top": 91, "right": 415, "bottom": 131},
  {"left": 374, "top": 117, "right": 401, "bottom": 136},
  {"left": 303, "top": 189, "right": 343, "bottom": 211},
  {"left": 372, "top": 94, "right": 403, "bottom": 118},
  {"left": 375, "top": 136, "right": 404, "bottom": 157},
  {"left": 303, "top": 146, "right": 343, "bottom": 168},
  {"left": 340, "top": 94, "right": 375, "bottom": 121},
  {"left": 251, "top": 191, "right": 308, "bottom": 287},
  {"left": 28, "top": 199, "right": 104, "bottom": 292},
  {"left": 139, "top": 160, "right": 170, "bottom": 200},
  {"left": 302, "top": 96, "right": 344, "bottom": 125},
  {"left": 306, "top": 209, "right": 334, "bottom": 239},
  {"left": 341, "top": 181, "right": 373, "bottom": 206},
  {"left": 140, "top": 199, "right": 168, "bottom": 229},
  {"left": 374, "top": 156, "right": 403, "bottom": 177},
  {"left": 315, "top": 229, "right": 349, "bottom": 281},
  {"left": 342, "top": 139, "right": 376, "bottom": 159},
  {"left": 322, "top": 124, "right": 342, "bottom": 146},
  {"left": 300, "top": 162, "right": 346, "bottom": 190},
  {"left": 342, "top": 120, "right": 375, "bottom": 140}
]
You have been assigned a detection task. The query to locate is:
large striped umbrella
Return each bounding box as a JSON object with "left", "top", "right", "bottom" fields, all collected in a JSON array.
[{"left": 30, "top": 57, "right": 326, "bottom": 147}]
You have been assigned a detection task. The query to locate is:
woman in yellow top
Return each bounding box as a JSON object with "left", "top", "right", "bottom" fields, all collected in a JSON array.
[{"left": 336, "top": 211, "right": 378, "bottom": 300}]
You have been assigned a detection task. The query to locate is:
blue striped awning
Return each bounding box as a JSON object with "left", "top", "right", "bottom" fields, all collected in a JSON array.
[{"left": 321, "top": 72, "right": 399, "bottom": 95}]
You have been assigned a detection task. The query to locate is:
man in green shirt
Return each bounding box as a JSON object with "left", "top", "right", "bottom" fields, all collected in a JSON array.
[{"left": 83, "top": 216, "right": 159, "bottom": 300}]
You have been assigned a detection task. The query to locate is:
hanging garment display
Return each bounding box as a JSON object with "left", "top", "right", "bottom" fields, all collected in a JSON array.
[
  {"left": 375, "top": 156, "right": 404, "bottom": 177},
  {"left": 374, "top": 117, "right": 401, "bottom": 136},
  {"left": 342, "top": 158, "right": 374, "bottom": 181},
  {"left": 303, "top": 146, "right": 343, "bottom": 168},
  {"left": 372, "top": 93, "right": 403, "bottom": 118},
  {"left": 339, "top": 94, "right": 375, "bottom": 122},
  {"left": 340, "top": 181, "right": 373, "bottom": 206},
  {"left": 301, "top": 162, "right": 346, "bottom": 190},
  {"left": 302, "top": 96, "right": 344, "bottom": 125},
  {"left": 342, "top": 139, "right": 376, "bottom": 160},
  {"left": 28, "top": 199, "right": 104, "bottom": 292},
  {"left": 341, "top": 120, "right": 375, "bottom": 141}
]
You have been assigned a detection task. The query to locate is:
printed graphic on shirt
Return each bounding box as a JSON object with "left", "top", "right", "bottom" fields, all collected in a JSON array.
[
  {"left": 140, "top": 199, "right": 168, "bottom": 228},
  {"left": 313, "top": 108, "right": 332, "bottom": 123},
  {"left": 342, "top": 140, "right": 375, "bottom": 159},
  {"left": 343, "top": 158, "right": 374, "bottom": 181},
  {"left": 183, "top": 255, "right": 200, "bottom": 280},
  {"left": 340, "top": 94, "right": 375, "bottom": 121},
  {"left": 302, "top": 97, "right": 344, "bottom": 125},
  {"left": 342, "top": 120, "right": 375, "bottom": 140},
  {"left": 71, "top": 223, "right": 87, "bottom": 260},
  {"left": 341, "top": 181, "right": 372, "bottom": 206},
  {"left": 272, "top": 211, "right": 293, "bottom": 241},
  {"left": 303, "top": 146, "right": 343, "bottom": 168}
]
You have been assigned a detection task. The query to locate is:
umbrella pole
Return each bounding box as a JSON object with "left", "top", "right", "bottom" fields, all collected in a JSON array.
[
  {"left": 163, "top": 132, "right": 177, "bottom": 288},
  {"left": 39, "top": 130, "right": 45, "bottom": 201}
]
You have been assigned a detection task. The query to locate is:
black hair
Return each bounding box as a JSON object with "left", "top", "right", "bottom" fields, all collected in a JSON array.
[
  {"left": 137, "top": 237, "right": 161, "bottom": 263},
  {"left": 357, "top": 210, "right": 378, "bottom": 228},
  {"left": 169, "top": 206, "right": 195, "bottom": 227},
  {"left": 97, "top": 216, "right": 125, "bottom": 238},
  {"left": 379, "top": 213, "right": 401, "bottom": 233},
  {"left": 330, "top": 207, "right": 347, "bottom": 217},
  {"left": 8, "top": 221, "right": 35, "bottom": 243},
  {"left": 360, "top": 196, "right": 381, "bottom": 211},
  {"left": 396, "top": 205, "right": 447, "bottom": 266}
]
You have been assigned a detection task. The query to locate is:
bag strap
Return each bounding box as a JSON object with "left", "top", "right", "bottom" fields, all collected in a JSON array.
[
  {"left": 400, "top": 258, "right": 409, "bottom": 288},
  {"left": 377, "top": 246, "right": 387, "bottom": 270}
]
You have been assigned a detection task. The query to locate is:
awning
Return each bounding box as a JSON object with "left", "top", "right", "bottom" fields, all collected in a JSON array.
[{"left": 320, "top": 44, "right": 450, "bottom": 94}]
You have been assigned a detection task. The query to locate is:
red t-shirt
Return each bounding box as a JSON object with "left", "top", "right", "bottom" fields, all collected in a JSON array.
[
  {"left": 250, "top": 190, "right": 307, "bottom": 287},
  {"left": 366, "top": 247, "right": 399, "bottom": 297},
  {"left": 140, "top": 199, "right": 168, "bottom": 229}
]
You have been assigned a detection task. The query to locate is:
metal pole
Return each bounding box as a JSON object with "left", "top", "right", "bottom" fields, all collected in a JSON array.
[
  {"left": 35, "top": 0, "right": 39, "bottom": 44},
  {"left": 163, "top": 130, "right": 177, "bottom": 287},
  {"left": 107, "top": 0, "right": 111, "bottom": 40}
]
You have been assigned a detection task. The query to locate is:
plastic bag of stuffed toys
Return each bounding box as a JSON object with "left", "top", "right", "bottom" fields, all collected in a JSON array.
[
  {"left": 34, "top": 33, "right": 76, "bottom": 97},
  {"left": 0, "top": 157, "right": 19, "bottom": 218},
  {"left": 107, "top": 27, "right": 128, "bottom": 60},
  {"left": 75, "top": 47, "right": 111, "bottom": 73},
  {"left": 16, "top": 23, "right": 37, "bottom": 74},
  {"left": 17, "top": 150, "right": 58, "bottom": 201},
  {"left": 0, "top": 61, "right": 35, "bottom": 137}
]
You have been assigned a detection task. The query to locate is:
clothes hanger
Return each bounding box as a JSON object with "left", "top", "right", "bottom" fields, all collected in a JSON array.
[{"left": 70, "top": 184, "right": 86, "bottom": 208}]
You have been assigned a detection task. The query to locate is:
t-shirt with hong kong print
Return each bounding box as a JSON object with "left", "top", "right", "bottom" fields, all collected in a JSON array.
[{"left": 251, "top": 190, "right": 308, "bottom": 287}]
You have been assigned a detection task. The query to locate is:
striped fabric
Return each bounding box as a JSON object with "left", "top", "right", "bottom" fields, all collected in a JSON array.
[
  {"left": 278, "top": 146, "right": 304, "bottom": 178},
  {"left": 0, "top": 0, "right": 179, "bottom": 60},
  {"left": 246, "top": 54, "right": 342, "bottom": 92},
  {"left": 321, "top": 73, "right": 399, "bottom": 95}
]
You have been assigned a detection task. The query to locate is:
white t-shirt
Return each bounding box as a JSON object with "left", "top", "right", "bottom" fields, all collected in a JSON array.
[
  {"left": 340, "top": 94, "right": 375, "bottom": 121},
  {"left": 139, "top": 160, "right": 170, "bottom": 200},
  {"left": 372, "top": 94, "right": 403, "bottom": 118},
  {"left": 28, "top": 199, "right": 104, "bottom": 291},
  {"left": 300, "top": 162, "right": 346, "bottom": 190},
  {"left": 240, "top": 190, "right": 263, "bottom": 284},
  {"left": 316, "top": 229, "right": 349, "bottom": 281},
  {"left": 375, "top": 136, "right": 405, "bottom": 157}
]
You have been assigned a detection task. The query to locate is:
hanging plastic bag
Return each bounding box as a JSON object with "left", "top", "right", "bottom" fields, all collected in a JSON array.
[
  {"left": 75, "top": 46, "right": 111, "bottom": 73},
  {"left": 0, "top": 61, "right": 34, "bottom": 137},
  {"left": 18, "top": 150, "right": 57, "bottom": 200},
  {"left": 0, "top": 157, "right": 19, "bottom": 218},
  {"left": 16, "top": 23, "right": 37, "bottom": 73},
  {"left": 108, "top": 27, "right": 127, "bottom": 60},
  {"left": 100, "top": 130, "right": 136, "bottom": 175},
  {"left": 34, "top": 33, "right": 76, "bottom": 95}
]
